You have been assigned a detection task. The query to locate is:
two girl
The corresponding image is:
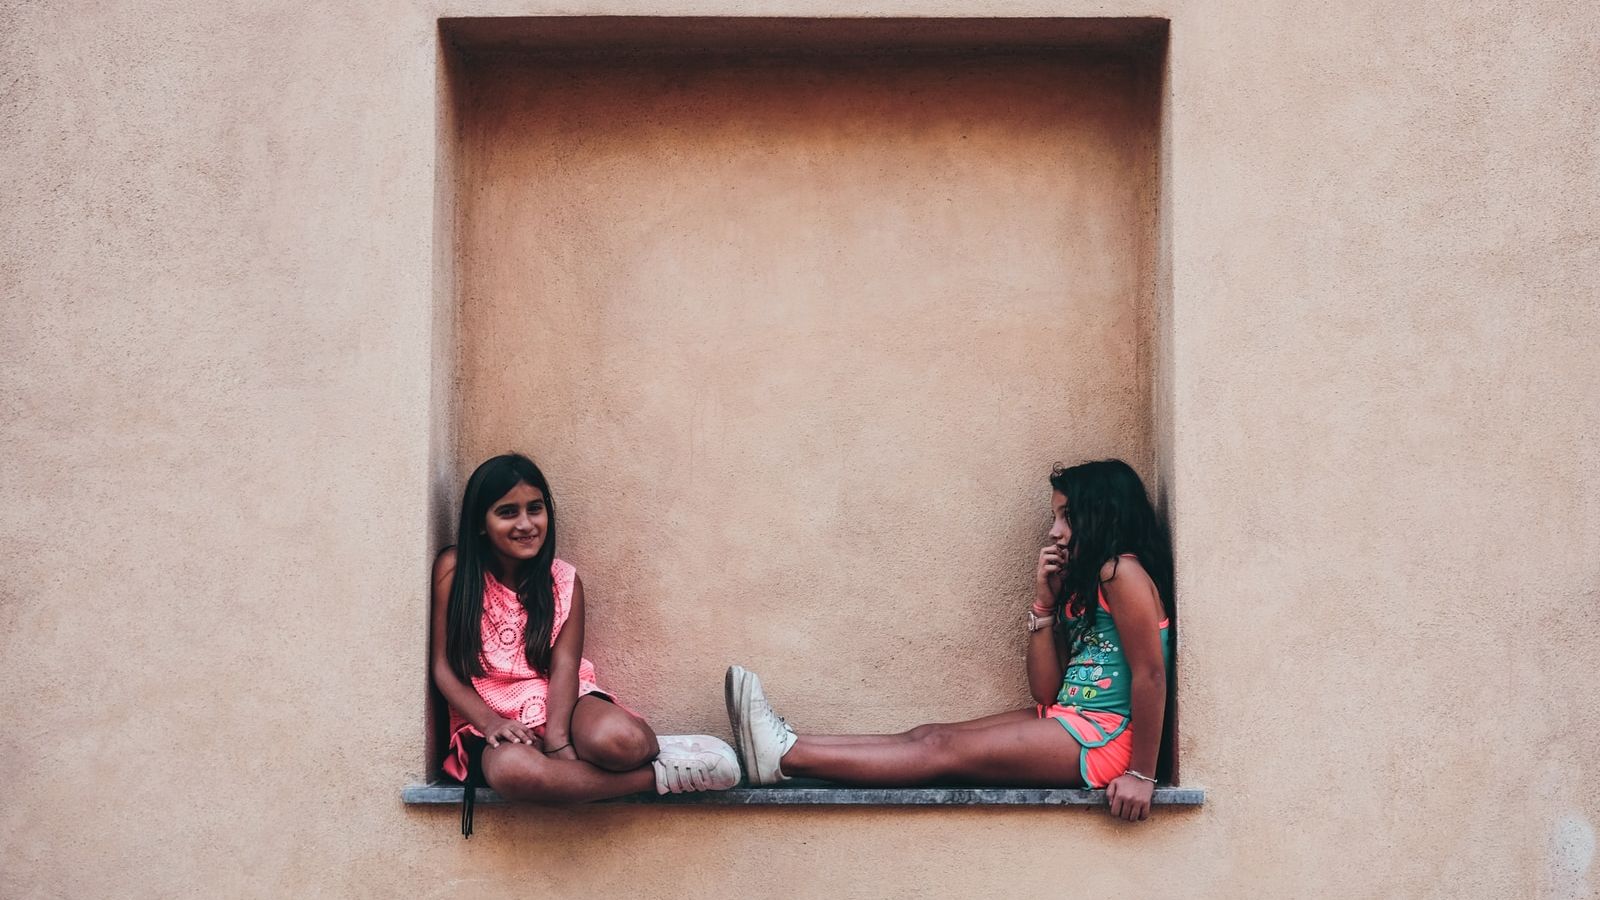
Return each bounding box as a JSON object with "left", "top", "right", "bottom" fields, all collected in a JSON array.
[{"left": 435, "top": 455, "right": 1172, "bottom": 824}]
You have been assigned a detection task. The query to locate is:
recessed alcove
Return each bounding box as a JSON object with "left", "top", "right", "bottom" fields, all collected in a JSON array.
[{"left": 425, "top": 17, "right": 1174, "bottom": 794}]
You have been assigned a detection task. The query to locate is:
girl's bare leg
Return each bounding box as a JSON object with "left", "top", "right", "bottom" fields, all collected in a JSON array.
[
  {"left": 798, "top": 708, "right": 1039, "bottom": 747},
  {"left": 780, "top": 717, "right": 1085, "bottom": 787},
  {"left": 569, "top": 695, "right": 659, "bottom": 771},
  {"left": 481, "top": 743, "right": 656, "bottom": 804}
]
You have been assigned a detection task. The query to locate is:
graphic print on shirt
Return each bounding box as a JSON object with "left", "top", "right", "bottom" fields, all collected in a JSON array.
[{"left": 1058, "top": 632, "right": 1122, "bottom": 706}]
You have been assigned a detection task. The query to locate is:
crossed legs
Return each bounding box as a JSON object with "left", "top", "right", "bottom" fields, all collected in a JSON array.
[{"left": 480, "top": 695, "right": 658, "bottom": 803}]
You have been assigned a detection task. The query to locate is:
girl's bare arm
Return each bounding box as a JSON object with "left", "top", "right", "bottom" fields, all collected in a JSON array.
[
  {"left": 1026, "top": 627, "right": 1067, "bottom": 704},
  {"left": 1103, "top": 556, "right": 1166, "bottom": 776},
  {"left": 1026, "top": 545, "right": 1067, "bottom": 703},
  {"left": 1101, "top": 556, "right": 1167, "bottom": 821},
  {"left": 540, "top": 574, "right": 586, "bottom": 756},
  {"left": 430, "top": 549, "right": 532, "bottom": 746}
]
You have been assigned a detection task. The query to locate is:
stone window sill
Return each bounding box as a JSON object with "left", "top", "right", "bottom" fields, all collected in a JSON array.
[{"left": 402, "top": 781, "right": 1205, "bottom": 806}]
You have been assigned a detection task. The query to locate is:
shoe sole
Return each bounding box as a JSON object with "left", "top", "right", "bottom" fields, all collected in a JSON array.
[
  {"left": 723, "top": 666, "right": 747, "bottom": 780},
  {"left": 734, "top": 666, "right": 782, "bottom": 786}
]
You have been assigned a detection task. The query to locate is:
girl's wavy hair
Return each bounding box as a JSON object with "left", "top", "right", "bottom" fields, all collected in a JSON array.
[
  {"left": 1050, "top": 458, "right": 1178, "bottom": 780},
  {"left": 1049, "top": 459, "right": 1174, "bottom": 647},
  {"left": 445, "top": 453, "right": 559, "bottom": 680}
]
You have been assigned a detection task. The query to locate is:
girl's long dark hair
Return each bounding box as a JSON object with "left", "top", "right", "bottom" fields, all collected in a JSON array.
[
  {"left": 445, "top": 454, "right": 559, "bottom": 680},
  {"left": 1051, "top": 459, "right": 1178, "bottom": 780},
  {"left": 1050, "top": 459, "right": 1173, "bottom": 642}
]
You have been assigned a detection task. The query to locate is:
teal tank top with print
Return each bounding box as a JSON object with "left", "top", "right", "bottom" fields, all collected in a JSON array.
[{"left": 1055, "top": 588, "right": 1171, "bottom": 717}]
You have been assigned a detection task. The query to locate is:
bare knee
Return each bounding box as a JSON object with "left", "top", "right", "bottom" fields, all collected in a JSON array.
[
  {"left": 913, "top": 727, "right": 965, "bottom": 770},
  {"left": 577, "top": 716, "right": 658, "bottom": 771}
]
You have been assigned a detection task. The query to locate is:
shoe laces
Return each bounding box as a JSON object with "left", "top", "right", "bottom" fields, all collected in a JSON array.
[
  {"left": 660, "top": 754, "right": 713, "bottom": 792},
  {"left": 763, "top": 706, "right": 794, "bottom": 739}
]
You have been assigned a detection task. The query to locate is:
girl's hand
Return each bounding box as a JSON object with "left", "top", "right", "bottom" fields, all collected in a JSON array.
[
  {"left": 1105, "top": 774, "right": 1154, "bottom": 822},
  {"left": 1035, "top": 544, "right": 1065, "bottom": 606},
  {"left": 480, "top": 716, "right": 535, "bottom": 749}
]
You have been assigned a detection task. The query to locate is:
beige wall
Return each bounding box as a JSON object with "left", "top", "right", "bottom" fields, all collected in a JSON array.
[
  {"left": 454, "top": 43, "right": 1159, "bottom": 741},
  {"left": 2, "top": 3, "right": 1597, "bottom": 899}
]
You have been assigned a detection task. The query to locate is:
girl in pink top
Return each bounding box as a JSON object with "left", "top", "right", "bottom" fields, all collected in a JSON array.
[{"left": 432, "top": 454, "right": 738, "bottom": 833}]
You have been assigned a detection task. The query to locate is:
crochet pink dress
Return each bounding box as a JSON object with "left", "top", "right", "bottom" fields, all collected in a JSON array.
[{"left": 443, "top": 558, "right": 610, "bottom": 781}]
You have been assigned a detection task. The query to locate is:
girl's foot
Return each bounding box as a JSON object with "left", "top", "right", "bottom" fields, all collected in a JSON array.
[
  {"left": 726, "top": 665, "right": 796, "bottom": 785},
  {"left": 652, "top": 734, "right": 741, "bottom": 794}
]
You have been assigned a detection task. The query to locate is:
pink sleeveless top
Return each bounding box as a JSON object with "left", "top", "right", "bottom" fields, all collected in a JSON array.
[{"left": 443, "top": 558, "right": 608, "bottom": 781}]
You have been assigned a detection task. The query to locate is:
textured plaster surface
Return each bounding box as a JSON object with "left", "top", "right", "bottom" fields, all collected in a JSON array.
[
  {"left": 2, "top": 2, "right": 1599, "bottom": 899},
  {"left": 454, "top": 46, "right": 1159, "bottom": 747}
]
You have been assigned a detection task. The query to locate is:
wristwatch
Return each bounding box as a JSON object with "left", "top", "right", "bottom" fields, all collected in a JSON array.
[{"left": 1027, "top": 608, "right": 1055, "bottom": 633}]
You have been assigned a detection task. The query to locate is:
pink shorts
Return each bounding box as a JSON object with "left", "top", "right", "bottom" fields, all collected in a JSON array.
[{"left": 1037, "top": 704, "right": 1134, "bottom": 789}]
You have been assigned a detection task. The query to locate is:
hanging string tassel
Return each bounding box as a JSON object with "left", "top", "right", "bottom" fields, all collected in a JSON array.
[
  {"left": 460, "top": 746, "right": 484, "bottom": 838},
  {"left": 460, "top": 781, "right": 476, "bottom": 838}
]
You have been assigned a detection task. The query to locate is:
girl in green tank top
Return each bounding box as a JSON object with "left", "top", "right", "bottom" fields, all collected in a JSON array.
[{"left": 724, "top": 459, "right": 1177, "bottom": 822}]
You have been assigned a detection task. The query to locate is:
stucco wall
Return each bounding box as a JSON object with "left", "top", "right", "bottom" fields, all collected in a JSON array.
[
  {"left": 2, "top": 2, "right": 1597, "bottom": 899},
  {"left": 453, "top": 42, "right": 1159, "bottom": 746}
]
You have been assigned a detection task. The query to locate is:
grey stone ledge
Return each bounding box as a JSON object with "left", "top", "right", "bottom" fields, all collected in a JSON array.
[{"left": 402, "top": 781, "right": 1205, "bottom": 806}]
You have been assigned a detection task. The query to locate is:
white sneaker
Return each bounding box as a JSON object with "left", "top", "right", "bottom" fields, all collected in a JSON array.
[
  {"left": 652, "top": 734, "right": 741, "bottom": 795},
  {"left": 726, "top": 665, "right": 796, "bottom": 785}
]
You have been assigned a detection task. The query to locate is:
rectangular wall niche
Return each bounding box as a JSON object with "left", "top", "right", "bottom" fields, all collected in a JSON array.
[{"left": 432, "top": 17, "right": 1169, "bottom": 779}]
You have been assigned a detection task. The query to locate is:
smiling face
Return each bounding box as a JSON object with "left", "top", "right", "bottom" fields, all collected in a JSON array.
[
  {"left": 483, "top": 480, "right": 549, "bottom": 572},
  {"left": 1048, "top": 489, "right": 1072, "bottom": 553}
]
